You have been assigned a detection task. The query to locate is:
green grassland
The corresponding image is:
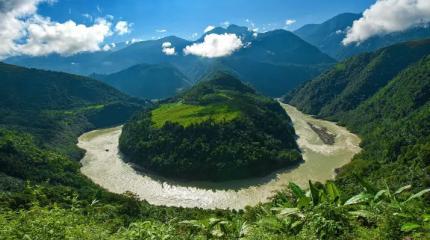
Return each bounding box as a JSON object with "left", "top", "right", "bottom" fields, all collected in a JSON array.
[{"left": 151, "top": 102, "right": 241, "bottom": 128}]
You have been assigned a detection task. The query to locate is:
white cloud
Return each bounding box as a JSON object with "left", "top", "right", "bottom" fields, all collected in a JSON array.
[
  {"left": 156, "top": 29, "right": 167, "bottom": 33},
  {"left": 115, "top": 21, "right": 131, "bottom": 35},
  {"left": 102, "top": 44, "right": 111, "bottom": 51},
  {"left": 0, "top": 0, "right": 129, "bottom": 59},
  {"left": 18, "top": 17, "right": 113, "bottom": 56},
  {"left": 162, "top": 47, "right": 176, "bottom": 55},
  {"left": 285, "top": 19, "right": 296, "bottom": 26},
  {"left": 204, "top": 25, "right": 215, "bottom": 33},
  {"left": 161, "top": 41, "right": 175, "bottom": 55},
  {"left": 343, "top": 0, "right": 430, "bottom": 45},
  {"left": 162, "top": 42, "right": 172, "bottom": 48},
  {"left": 221, "top": 21, "right": 230, "bottom": 27},
  {"left": 183, "top": 33, "right": 243, "bottom": 58}
]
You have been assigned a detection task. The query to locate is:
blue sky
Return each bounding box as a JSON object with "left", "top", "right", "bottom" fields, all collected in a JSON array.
[{"left": 38, "top": 0, "right": 374, "bottom": 43}]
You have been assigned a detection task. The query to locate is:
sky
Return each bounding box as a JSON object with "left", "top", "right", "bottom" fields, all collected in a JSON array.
[
  {"left": 37, "top": 0, "right": 374, "bottom": 42},
  {"left": 1, "top": 0, "right": 430, "bottom": 59}
]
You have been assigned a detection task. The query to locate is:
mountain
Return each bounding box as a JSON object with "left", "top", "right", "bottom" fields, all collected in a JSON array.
[
  {"left": 295, "top": 13, "right": 430, "bottom": 60},
  {"left": 199, "top": 24, "right": 255, "bottom": 42},
  {"left": 285, "top": 39, "right": 430, "bottom": 193},
  {"left": 217, "top": 29, "right": 335, "bottom": 96},
  {"left": 91, "top": 63, "right": 192, "bottom": 100},
  {"left": 5, "top": 26, "right": 335, "bottom": 97},
  {"left": 287, "top": 39, "right": 430, "bottom": 118},
  {"left": 236, "top": 29, "right": 334, "bottom": 65},
  {"left": 119, "top": 72, "right": 302, "bottom": 181},
  {"left": 0, "top": 62, "right": 146, "bottom": 158}
]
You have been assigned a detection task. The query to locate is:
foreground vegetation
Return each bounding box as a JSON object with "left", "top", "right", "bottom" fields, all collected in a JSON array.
[
  {"left": 120, "top": 72, "right": 302, "bottom": 181},
  {"left": 1, "top": 177, "right": 428, "bottom": 239}
]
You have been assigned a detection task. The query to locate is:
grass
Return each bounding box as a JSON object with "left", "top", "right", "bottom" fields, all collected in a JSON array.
[
  {"left": 151, "top": 102, "right": 241, "bottom": 128},
  {"left": 63, "top": 104, "right": 105, "bottom": 115}
]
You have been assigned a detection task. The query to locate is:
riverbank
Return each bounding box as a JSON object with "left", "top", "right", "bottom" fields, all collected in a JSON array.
[{"left": 78, "top": 104, "right": 361, "bottom": 209}]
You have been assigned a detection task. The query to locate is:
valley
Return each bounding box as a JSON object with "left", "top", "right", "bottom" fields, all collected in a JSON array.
[
  {"left": 78, "top": 103, "right": 360, "bottom": 209},
  {"left": 1, "top": 2, "right": 430, "bottom": 238}
]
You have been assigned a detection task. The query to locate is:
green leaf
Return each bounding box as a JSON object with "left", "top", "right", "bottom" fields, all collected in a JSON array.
[
  {"left": 296, "top": 196, "right": 311, "bottom": 208},
  {"left": 179, "top": 220, "right": 204, "bottom": 229},
  {"left": 309, "top": 180, "right": 320, "bottom": 205},
  {"left": 291, "top": 220, "right": 304, "bottom": 230},
  {"left": 276, "top": 208, "right": 304, "bottom": 218},
  {"left": 404, "top": 189, "right": 430, "bottom": 203},
  {"left": 211, "top": 228, "right": 224, "bottom": 237},
  {"left": 354, "top": 174, "right": 378, "bottom": 194},
  {"left": 288, "top": 182, "right": 305, "bottom": 199},
  {"left": 325, "top": 181, "right": 342, "bottom": 205},
  {"left": 423, "top": 214, "right": 430, "bottom": 222},
  {"left": 374, "top": 189, "right": 388, "bottom": 202},
  {"left": 401, "top": 223, "right": 421, "bottom": 232},
  {"left": 394, "top": 185, "right": 412, "bottom": 195},
  {"left": 344, "top": 192, "right": 372, "bottom": 205},
  {"left": 349, "top": 210, "right": 374, "bottom": 219}
]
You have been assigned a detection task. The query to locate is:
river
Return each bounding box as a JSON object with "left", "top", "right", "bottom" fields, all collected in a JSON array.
[{"left": 78, "top": 103, "right": 361, "bottom": 209}]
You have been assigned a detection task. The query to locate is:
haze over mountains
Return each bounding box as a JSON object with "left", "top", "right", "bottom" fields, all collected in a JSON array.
[{"left": 6, "top": 12, "right": 430, "bottom": 99}]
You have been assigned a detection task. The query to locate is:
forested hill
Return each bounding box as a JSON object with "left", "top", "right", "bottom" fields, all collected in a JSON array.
[
  {"left": 0, "top": 62, "right": 146, "bottom": 158},
  {"left": 285, "top": 39, "right": 430, "bottom": 193},
  {"left": 91, "top": 63, "right": 191, "bottom": 100},
  {"left": 119, "top": 72, "right": 302, "bottom": 181},
  {"left": 287, "top": 39, "right": 430, "bottom": 118}
]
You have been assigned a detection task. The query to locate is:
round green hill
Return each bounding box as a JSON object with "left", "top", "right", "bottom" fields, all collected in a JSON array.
[{"left": 119, "top": 72, "right": 302, "bottom": 181}]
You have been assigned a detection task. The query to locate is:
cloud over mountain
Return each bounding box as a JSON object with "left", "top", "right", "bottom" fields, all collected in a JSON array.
[
  {"left": 0, "top": 0, "right": 126, "bottom": 59},
  {"left": 183, "top": 33, "right": 243, "bottom": 58},
  {"left": 115, "top": 21, "right": 131, "bottom": 35},
  {"left": 343, "top": 0, "right": 430, "bottom": 45},
  {"left": 204, "top": 25, "right": 215, "bottom": 33},
  {"left": 162, "top": 42, "right": 176, "bottom": 55}
]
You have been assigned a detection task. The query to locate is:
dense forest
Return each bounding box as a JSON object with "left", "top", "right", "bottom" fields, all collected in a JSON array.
[
  {"left": 286, "top": 39, "right": 430, "bottom": 118},
  {"left": 120, "top": 72, "right": 302, "bottom": 181},
  {"left": 285, "top": 39, "right": 430, "bottom": 195}
]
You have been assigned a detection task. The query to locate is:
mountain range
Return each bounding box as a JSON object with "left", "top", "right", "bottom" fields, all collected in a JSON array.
[
  {"left": 295, "top": 13, "right": 430, "bottom": 60},
  {"left": 5, "top": 25, "right": 335, "bottom": 97}
]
